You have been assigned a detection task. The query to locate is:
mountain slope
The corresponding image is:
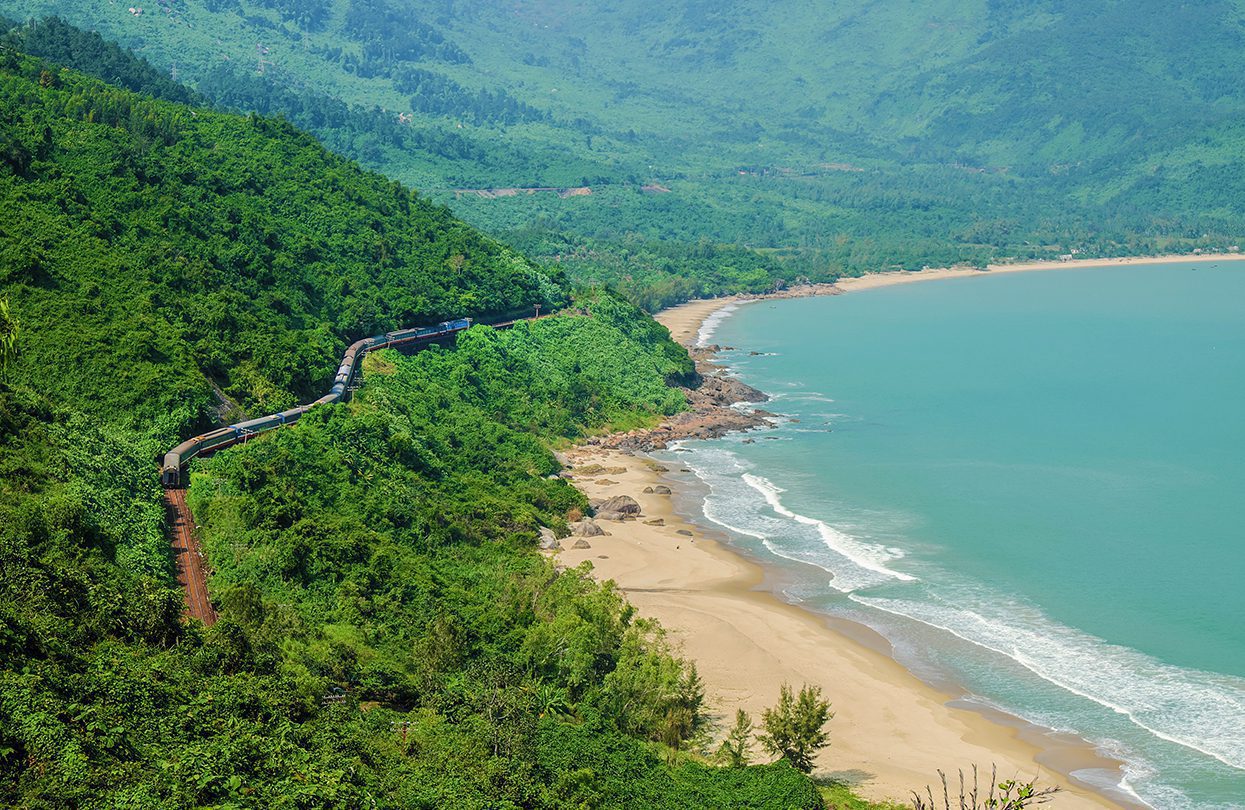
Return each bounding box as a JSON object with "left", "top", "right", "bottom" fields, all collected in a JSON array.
[
  {"left": 0, "top": 47, "right": 836, "bottom": 807},
  {"left": 7, "top": 0, "right": 1244, "bottom": 311},
  {"left": 0, "top": 43, "right": 562, "bottom": 422}
]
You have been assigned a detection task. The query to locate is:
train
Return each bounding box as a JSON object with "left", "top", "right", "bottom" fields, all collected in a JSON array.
[{"left": 161, "top": 318, "right": 472, "bottom": 487}]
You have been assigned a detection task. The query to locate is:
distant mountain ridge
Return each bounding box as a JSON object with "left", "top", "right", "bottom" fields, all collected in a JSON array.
[{"left": 4, "top": 1, "right": 1245, "bottom": 307}]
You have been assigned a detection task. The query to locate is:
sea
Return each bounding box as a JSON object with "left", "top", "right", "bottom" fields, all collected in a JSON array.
[{"left": 654, "top": 261, "right": 1245, "bottom": 808}]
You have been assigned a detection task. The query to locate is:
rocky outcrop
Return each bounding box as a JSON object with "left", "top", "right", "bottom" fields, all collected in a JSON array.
[
  {"left": 569, "top": 519, "right": 606, "bottom": 537},
  {"left": 585, "top": 348, "right": 776, "bottom": 452},
  {"left": 538, "top": 527, "right": 560, "bottom": 550},
  {"left": 576, "top": 463, "right": 627, "bottom": 476},
  {"left": 684, "top": 373, "right": 767, "bottom": 408},
  {"left": 595, "top": 495, "right": 641, "bottom": 515}
]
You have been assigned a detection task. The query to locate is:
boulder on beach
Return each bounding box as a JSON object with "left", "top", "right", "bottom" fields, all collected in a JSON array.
[
  {"left": 572, "top": 539, "right": 592, "bottom": 550},
  {"left": 595, "top": 478, "right": 618, "bottom": 485},
  {"left": 643, "top": 518, "right": 665, "bottom": 526},
  {"left": 595, "top": 495, "right": 641, "bottom": 515},
  {"left": 538, "top": 527, "right": 559, "bottom": 550},
  {"left": 642, "top": 486, "right": 654, "bottom": 493},
  {"left": 676, "top": 529, "right": 694, "bottom": 537},
  {"left": 569, "top": 520, "right": 606, "bottom": 537},
  {"left": 653, "top": 485, "right": 672, "bottom": 495}
]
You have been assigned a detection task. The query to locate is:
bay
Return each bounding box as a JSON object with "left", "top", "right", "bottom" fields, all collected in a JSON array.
[{"left": 662, "top": 262, "right": 1245, "bottom": 808}]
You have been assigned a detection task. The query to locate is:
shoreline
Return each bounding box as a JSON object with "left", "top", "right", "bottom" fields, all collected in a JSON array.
[
  {"left": 553, "top": 257, "right": 1220, "bottom": 807},
  {"left": 660, "top": 252, "right": 1243, "bottom": 348},
  {"left": 556, "top": 449, "right": 1128, "bottom": 808}
]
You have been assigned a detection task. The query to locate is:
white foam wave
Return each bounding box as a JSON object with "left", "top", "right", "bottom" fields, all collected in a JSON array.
[
  {"left": 850, "top": 594, "right": 1245, "bottom": 774},
  {"left": 696, "top": 301, "right": 753, "bottom": 347},
  {"left": 770, "top": 392, "right": 837, "bottom": 404},
  {"left": 741, "top": 473, "right": 916, "bottom": 586},
  {"left": 673, "top": 447, "right": 916, "bottom": 592}
]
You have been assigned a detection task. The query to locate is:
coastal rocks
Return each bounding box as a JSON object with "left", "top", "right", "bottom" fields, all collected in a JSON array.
[
  {"left": 595, "top": 478, "right": 618, "bottom": 485},
  {"left": 590, "top": 406, "right": 776, "bottom": 453},
  {"left": 571, "top": 539, "right": 592, "bottom": 550},
  {"left": 538, "top": 527, "right": 559, "bottom": 550},
  {"left": 684, "top": 373, "right": 768, "bottom": 409},
  {"left": 595, "top": 495, "right": 641, "bottom": 516},
  {"left": 653, "top": 485, "right": 671, "bottom": 495},
  {"left": 581, "top": 342, "right": 778, "bottom": 453},
  {"left": 577, "top": 464, "right": 628, "bottom": 476},
  {"left": 676, "top": 529, "right": 694, "bottom": 537},
  {"left": 642, "top": 486, "right": 654, "bottom": 493},
  {"left": 643, "top": 518, "right": 665, "bottom": 526},
  {"left": 568, "top": 520, "right": 606, "bottom": 537}
]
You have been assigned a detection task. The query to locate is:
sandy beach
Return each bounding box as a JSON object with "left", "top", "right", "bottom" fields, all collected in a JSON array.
[
  {"left": 661, "top": 252, "right": 1242, "bottom": 349},
  {"left": 554, "top": 256, "right": 1226, "bottom": 806}
]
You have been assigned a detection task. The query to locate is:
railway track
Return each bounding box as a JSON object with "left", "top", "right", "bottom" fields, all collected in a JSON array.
[{"left": 164, "top": 487, "right": 217, "bottom": 625}]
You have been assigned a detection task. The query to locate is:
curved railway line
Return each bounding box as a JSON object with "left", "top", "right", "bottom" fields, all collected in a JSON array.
[{"left": 162, "top": 313, "right": 540, "bottom": 624}]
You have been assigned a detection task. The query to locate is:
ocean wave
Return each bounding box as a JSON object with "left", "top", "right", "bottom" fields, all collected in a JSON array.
[
  {"left": 742, "top": 473, "right": 917, "bottom": 586},
  {"left": 675, "top": 443, "right": 915, "bottom": 591},
  {"left": 664, "top": 445, "right": 1244, "bottom": 807},
  {"left": 696, "top": 301, "right": 753, "bottom": 347},
  {"left": 850, "top": 593, "right": 1245, "bottom": 775},
  {"left": 769, "top": 391, "right": 837, "bottom": 404}
]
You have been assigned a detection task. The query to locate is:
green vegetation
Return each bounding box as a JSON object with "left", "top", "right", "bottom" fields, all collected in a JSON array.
[
  {"left": 759, "top": 683, "right": 834, "bottom": 775},
  {"left": 4, "top": 3, "right": 1245, "bottom": 310},
  {"left": 718, "top": 708, "right": 755, "bottom": 768},
  {"left": 0, "top": 295, "right": 17, "bottom": 380},
  {"left": 0, "top": 44, "right": 837, "bottom": 807},
  {"left": 820, "top": 781, "right": 908, "bottom": 810},
  {"left": 0, "top": 44, "right": 560, "bottom": 424},
  {"left": 0, "top": 17, "right": 1100, "bottom": 807}
]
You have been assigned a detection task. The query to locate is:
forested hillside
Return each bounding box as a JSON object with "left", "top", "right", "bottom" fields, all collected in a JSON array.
[
  {"left": 8, "top": 3, "right": 1245, "bottom": 309},
  {"left": 0, "top": 48, "right": 830, "bottom": 806},
  {"left": 0, "top": 40, "right": 562, "bottom": 423}
]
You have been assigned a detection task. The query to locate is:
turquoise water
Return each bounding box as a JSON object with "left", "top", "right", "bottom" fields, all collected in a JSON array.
[{"left": 660, "top": 262, "right": 1245, "bottom": 808}]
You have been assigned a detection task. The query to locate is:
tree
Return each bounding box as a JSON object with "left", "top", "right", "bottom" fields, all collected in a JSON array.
[
  {"left": 758, "top": 683, "right": 832, "bottom": 773},
  {"left": 0, "top": 296, "right": 18, "bottom": 383},
  {"left": 717, "top": 708, "right": 754, "bottom": 767}
]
